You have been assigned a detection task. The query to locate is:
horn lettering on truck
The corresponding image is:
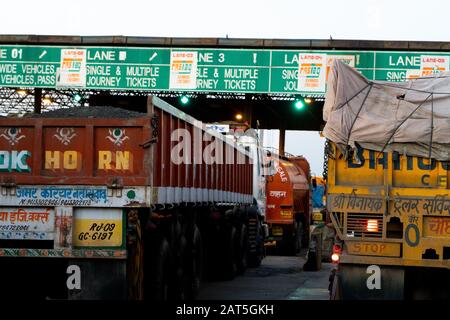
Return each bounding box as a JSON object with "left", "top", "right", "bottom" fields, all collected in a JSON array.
[
  {"left": 0, "top": 150, "right": 31, "bottom": 172},
  {"left": 98, "top": 151, "right": 132, "bottom": 171},
  {"left": 45, "top": 151, "right": 81, "bottom": 170}
]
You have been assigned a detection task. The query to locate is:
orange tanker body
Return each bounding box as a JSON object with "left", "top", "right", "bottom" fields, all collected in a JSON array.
[{"left": 265, "top": 154, "right": 311, "bottom": 255}]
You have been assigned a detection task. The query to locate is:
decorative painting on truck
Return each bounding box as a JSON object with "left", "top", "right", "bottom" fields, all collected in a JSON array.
[
  {"left": 0, "top": 207, "right": 55, "bottom": 240},
  {"left": 1, "top": 185, "right": 150, "bottom": 207},
  {"left": 0, "top": 126, "right": 33, "bottom": 173},
  {"left": 44, "top": 127, "right": 84, "bottom": 173}
]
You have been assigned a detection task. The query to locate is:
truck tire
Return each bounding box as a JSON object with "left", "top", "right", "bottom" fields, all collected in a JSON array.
[
  {"left": 185, "top": 225, "right": 203, "bottom": 300},
  {"left": 169, "top": 235, "right": 189, "bottom": 300},
  {"left": 294, "top": 221, "right": 303, "bottom": 254},
  {"left": 329, "top": 269, "right": 341, "bottom": 300},
  {"left": 237, "top": 224, "right": 248, "bottom": 275},
  {"left": 222, "top": 226, "right": 238, "bottom": 280},
  {"left": 248, "top": 212, "right": 263, "bottom": 267},
  {"left": 279, "top": 224, "right": 299, "bottom": 256},
  {"left": 145, "top": 237, "right": 171, "bottom": 300}
]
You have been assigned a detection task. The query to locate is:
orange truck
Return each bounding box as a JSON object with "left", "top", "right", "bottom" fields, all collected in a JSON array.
[{"left": 265, "top": 154, "right": 311, "bottom": 254}]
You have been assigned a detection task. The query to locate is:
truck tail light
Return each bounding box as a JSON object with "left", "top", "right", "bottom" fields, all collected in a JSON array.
[
  {"left": 331, "top": 253, "right": 340, "bottom": 263},
  {"left": 332, "top": 244, "right": 341, "bottom": 263},
  {"left": 366, "top": 219, "right": 379, "bottom": 232}
]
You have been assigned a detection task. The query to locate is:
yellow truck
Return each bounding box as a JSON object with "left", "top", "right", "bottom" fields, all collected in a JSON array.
[
  {"left": 324, "top": 60, "right": 450, "bottom": 299},
  {"left": 327, "top": 142, "right": 450, "bottom": 299}
]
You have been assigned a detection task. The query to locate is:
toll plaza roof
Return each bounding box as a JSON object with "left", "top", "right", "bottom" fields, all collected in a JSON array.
[
  {"left": 2, "top": 35, "right": 450, "bottom": 51},
  {"left": 2, "top": 36, "right": 450, "bottom": 130}
]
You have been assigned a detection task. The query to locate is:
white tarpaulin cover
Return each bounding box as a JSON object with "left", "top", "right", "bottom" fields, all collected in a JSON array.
[{"left": 323, "top": 60, "right": 450, "bottom": 160}]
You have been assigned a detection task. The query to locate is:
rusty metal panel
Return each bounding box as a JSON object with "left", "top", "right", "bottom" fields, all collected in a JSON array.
[
  {"left": 310, "top": 39, "right": 332, "bottom": 48},
  {"left": 36, "top": 35, "right": 82, "bottom": 44},
  {"left": 125, "top": 37, "right": 172, "bottom": 46},
  {"left": 0, "top": 118, "right": 151, "bottom": 186},
  {"left": 80, "top": 36, "right": 126, "bottom": 45},
  {"left": 357, "top": 40, "right": 387, "bottom": 49},
  {"left": 0, "top": 35, "right": 35, "bottom": 43},
  {"left": 218, "top": 38, "right": 264, "bottom": 48},
  {"left": 383, "top": 41, "right": 411, "bottom": 50},
  {"left": 94, "top": 127, "right": 144, "bottom": 178},
  {"left": 409, "top": 41, "right": 444, "bottom": 50},
  {"left": 171, "top": 37, "right": 218, "bottom": 47},
  {"left": 42, "top": 126, "right": 86, "bottom": 176},
  {"left": 263, "top": 39, "right": 312, "bottom": 48}
]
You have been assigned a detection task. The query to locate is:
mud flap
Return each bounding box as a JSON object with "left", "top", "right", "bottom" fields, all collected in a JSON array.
[
  {"left": 337, "top": 263, "right": 404, "bottom": 300},
  {"left": 68, "top": 259, "right": 127, "bottom": 300}
]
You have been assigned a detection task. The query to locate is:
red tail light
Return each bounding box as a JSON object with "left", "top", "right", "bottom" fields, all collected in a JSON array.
[{"left": 331, "top": 244, "right": 341, "bottom": 263}]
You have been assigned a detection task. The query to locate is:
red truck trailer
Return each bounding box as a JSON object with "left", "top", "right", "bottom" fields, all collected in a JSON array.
[
  {"left": 265, "top": 154, "right": 311, "bottom": 255},
  {"left": 0, "top": 96, "right": 265, "bottom": 300}
]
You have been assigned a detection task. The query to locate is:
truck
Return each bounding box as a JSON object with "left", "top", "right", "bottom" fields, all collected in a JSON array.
[
  {"left": 324, "top": 60, "right": 450, "bottom": 299},
  {"left": 0, "top": 96, "right": 266, "bottom": 300},
  {"left": 264, "top": 153, "right": 311, "bottom": 255}
]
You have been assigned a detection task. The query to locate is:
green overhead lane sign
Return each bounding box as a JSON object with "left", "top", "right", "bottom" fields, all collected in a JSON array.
[{"left": 0, "top": 45, "right": 449, "bottom": 96}]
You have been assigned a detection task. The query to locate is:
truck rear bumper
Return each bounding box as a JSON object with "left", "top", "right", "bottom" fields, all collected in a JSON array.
[
  {"left": 340, "top": 254, "right": 450, "bottom": 270},
  {"left": 334, "top": 263, "right": 405, "bottom": 300},
  {"left": 333, "top": 262, "right": 450, "bottom": 300},
  {"left": 0, "top": 257, "right": 127, "bottom": 299}
]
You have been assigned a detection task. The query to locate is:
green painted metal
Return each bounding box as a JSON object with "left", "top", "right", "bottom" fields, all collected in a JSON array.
[{"left": 0, "top": 45, "right": 450, "bottom": 96}]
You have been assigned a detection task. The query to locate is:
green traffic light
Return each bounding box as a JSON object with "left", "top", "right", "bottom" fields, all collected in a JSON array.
[
  {"left": 180, "top": 95, "right": 190, "bottom": 105},
  {"left": 294, "top": 99, "right": 305, "bottom": 110},
  {"left": 73, "top": 93, "right": 82, "bottom": 102}
]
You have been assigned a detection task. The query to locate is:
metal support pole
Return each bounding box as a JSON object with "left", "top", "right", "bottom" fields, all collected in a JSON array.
[
  {"left": 34, "top": 88, "right": 42, "bottom": 114},
  {"left": 279, "top": 128, "right": 286, "bottom": 157}
]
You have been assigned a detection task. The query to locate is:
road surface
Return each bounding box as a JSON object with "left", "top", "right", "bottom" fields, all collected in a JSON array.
[{"left": 198, "top": 254, "right": 333, "bottom": 300}]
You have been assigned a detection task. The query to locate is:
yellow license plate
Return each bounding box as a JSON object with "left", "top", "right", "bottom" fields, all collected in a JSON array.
[
  {"left": 73, "top": 208, "right": 123, "bottom": 247},
  {"left": 280, "top": 210, "right": 292, "bottom": 218},
  {"left": 312, "top": 212, "right": 323, "bottom": 221},
  {"left": 272, "top": 226, "right": 283, "bottom": 236},
  {"left": 346, "top": 242, "right": 401, "bottom": 257}
]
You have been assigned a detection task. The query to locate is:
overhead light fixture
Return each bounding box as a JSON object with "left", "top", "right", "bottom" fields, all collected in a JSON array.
[
  {"left": 235, "top": 113, "right": 243, "bottom": 121},
  {"left": 16, "top": 89, "right": 28, "bottom": 96},
  {"left": 42, "top": 97, "right": 53, "bottom": 105}
]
